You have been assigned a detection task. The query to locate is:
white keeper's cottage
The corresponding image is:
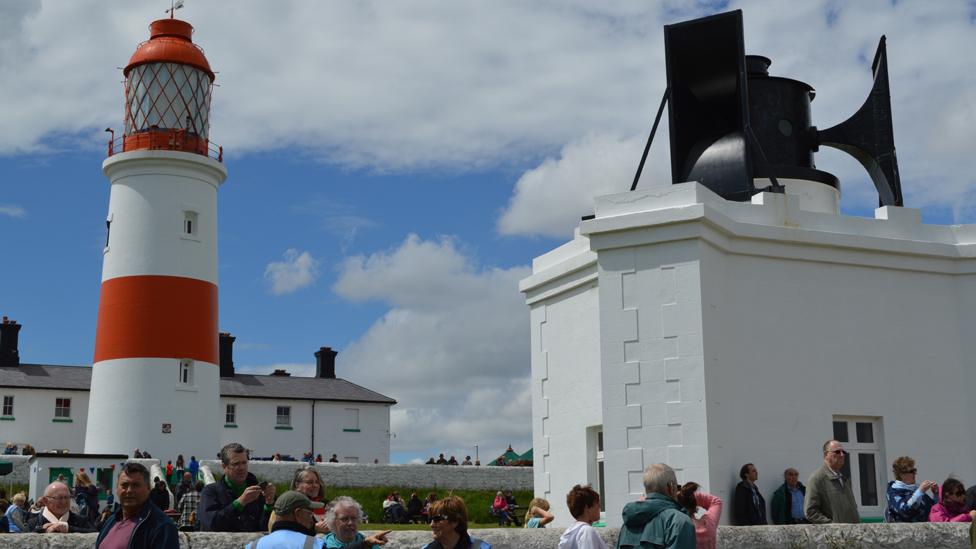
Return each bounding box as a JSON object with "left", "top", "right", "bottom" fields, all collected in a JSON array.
[{"left": 0, "top": 324, "right": 395, "bottom": 464}]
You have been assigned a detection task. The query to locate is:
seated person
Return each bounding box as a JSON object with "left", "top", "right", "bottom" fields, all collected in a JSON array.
[
  {"left": 28, "top": 481, "right": 97, "bottom": 533},
  {"left": 382, "top": 494, "right": 407, "bottom": 523},
  {"left": 406, "top": 493, "right": 424, "bottom": 523},
  {"left": 491, "top": 491, "right": 514, "bottom": 526}
]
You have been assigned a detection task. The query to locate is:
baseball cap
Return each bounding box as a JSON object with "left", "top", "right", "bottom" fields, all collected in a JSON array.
[{"left": 274, "top": 490, "right": 325, "bottom": 515}]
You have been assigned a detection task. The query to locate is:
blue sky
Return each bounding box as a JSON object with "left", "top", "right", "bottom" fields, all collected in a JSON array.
[{"left": 2, "top": 0, "right": 976, "bottom": 464}]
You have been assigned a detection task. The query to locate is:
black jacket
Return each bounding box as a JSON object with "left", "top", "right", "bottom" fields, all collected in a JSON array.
[
  {"left": 733, "top": 480, "right": 768, "bottom": 525},
  {"left": 198, "top": 472, "right": 270, "bottom": 532},
  {"left": 95, "top": 501, "right": 179, "bottom": 549},
  {"left": 28, "top": 509, "right": 97, "bottom": 533}
]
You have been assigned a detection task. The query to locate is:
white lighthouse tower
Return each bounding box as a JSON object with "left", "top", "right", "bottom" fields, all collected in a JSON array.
[{"left": 85, "top": 16, "right": 225, "bottom": 458}]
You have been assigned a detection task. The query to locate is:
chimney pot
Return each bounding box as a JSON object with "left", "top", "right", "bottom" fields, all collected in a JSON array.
[
  {"left": 219, "top": 332, "right": 236, "bottom": 377},
  {"left": 314, "top": 346, "right": 337, "bottom": 379},
  {"left": 0, "top": 317, "right": 22, "bottom": 367}
]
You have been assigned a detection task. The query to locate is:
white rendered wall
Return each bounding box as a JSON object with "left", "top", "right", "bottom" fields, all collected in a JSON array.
[
  {"left": 86, "top": 150, "right": 226, "bottom": 460},
  {"left": 87, "top": 358, "right": 220, "bottom": 459},
  {"left": 528, "top": 182, "right": 976, "bottom": 527},
  {"left": 219, "top": 398, "right": 391, "bottom": 463},
  {"left": 520, "top": 232, "right": 602, "bottom": 527},
  {"left": 0, "top": 388, "right": 90, "bottom": 453}
]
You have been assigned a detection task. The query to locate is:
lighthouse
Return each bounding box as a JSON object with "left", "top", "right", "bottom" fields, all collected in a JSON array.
[{"left": 85, "top": 16, "right": 225, "bottom": 458}]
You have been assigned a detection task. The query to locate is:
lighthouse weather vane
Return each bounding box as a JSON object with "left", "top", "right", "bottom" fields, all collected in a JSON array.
[{"left": 166, "top": 0, "right": 184, "bottom": 18}]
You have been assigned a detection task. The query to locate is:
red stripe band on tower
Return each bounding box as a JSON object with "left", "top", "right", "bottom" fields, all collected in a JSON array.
[{"left": 94, "top": 275, "right": 218, "bottom": 363}]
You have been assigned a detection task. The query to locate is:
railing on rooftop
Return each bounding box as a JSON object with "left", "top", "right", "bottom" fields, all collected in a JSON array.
[{"left": 106, "top": 129, "right": 222, "bottom": 163}]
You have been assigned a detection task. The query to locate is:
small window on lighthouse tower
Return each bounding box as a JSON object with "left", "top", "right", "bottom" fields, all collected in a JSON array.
[
  {"left": 179, "top": 359, "right": 194, "bottom": 385},
  {"left": 183, "top": 211, "right": 199, "bottom": 237}
]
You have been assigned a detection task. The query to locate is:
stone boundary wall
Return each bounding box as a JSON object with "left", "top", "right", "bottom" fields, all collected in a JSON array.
[
  {"left": 1, "top": 458, "right": 532, "bottom": 491},
  {"left": 201, "top": 460, "right": 534, "bottom": 490},
  {"left": 0, "top": 523, "right": 971, "bottom": 549},
  {"left": 0, "top": 455, "right": 30, "bottom": 485}
]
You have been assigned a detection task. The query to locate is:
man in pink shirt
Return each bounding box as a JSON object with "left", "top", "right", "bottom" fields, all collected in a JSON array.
[{"left": 95, "top": 462, "right": 179, "bottom": 549}]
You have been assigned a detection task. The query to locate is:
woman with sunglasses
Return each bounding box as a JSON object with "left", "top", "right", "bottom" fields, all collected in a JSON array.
[
  {"left": 884, "top": 456, "right": 938, "bottom": 522},
  {"left": 423, "top": 495, "right": 491, "bottom": 549},
  {"left": 929, "top": 478, "right": 976, "bottom": 522}
]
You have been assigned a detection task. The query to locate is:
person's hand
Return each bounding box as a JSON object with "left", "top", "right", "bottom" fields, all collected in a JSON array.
[
  {"left": 314, "top": 519, "right": 330, "bottom": 534},
  {"left": 237, "top": 485, "right": 264, "bottom": 506},
  {"left": 920, "top": 480, "right": 938, "bottom": 493},
  {"left": 970, "top": 510, "right": 976, "bottom": 520},
  {"left": 43, "top": 521, "right": 67, "bottom": 533},
  {"left": 365, "top": 530, "right": 391, "bottom": 546},
  {"left": 262, "top": 483, "right": 276, "bottom": 503}
]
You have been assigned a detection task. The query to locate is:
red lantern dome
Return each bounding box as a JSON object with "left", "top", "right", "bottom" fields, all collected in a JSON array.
[{"left": 116, "top": 18, "right": 218, "bottom": 158}]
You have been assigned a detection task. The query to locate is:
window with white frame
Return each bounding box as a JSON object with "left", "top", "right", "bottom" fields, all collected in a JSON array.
[
  {"left": 179, "top": 359, "right": 193, "bottom": 385},
  {"left": 276, "top": 406, "right": 291, "bottom": 427},
  {"left": 55, "top": 397, "right": 71, "bottom": 418},
  {"left": 2, "top": 395, "right": 13, "bottom": 416},
  {"left": 225, "top": 403, "right": 236, "bottom": 425},
  {"left": 832, "top": 416, "right": 885, "bottom": 517},
  {"left": 586, "top": 425, "right": 606, "bottom": 512}
]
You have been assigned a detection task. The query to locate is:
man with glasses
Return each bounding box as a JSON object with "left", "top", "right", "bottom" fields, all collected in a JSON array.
[
  {"left": 199, "top": 442, "right": 276, "bottom": 532},
  {"left": 804, "top": 440, "right": 860, "bottom": 523},
  {"left": 246, "top": 491, "right": 326, "bottom": 548},
  {"left": 324, "top": 496, "right": 390, "bottom": 548},
  {"left": 27, "top": 481, "right": 96, "bottom": 533}
]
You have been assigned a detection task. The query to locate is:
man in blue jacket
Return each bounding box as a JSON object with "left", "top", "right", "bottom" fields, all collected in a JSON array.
[
  {"left": 617, "top": 463, "right": 695, "bottom": 549},
  {"left": 96, "top": 462, "right": 179, "bottom": 549}
]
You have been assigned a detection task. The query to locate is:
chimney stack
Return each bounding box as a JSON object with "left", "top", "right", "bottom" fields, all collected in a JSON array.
[
  {"left": 270, "top": 368, "right": 291, "bottom": 377},
  {"left": 219, "top": 332, "right": 235, "bottom": 377},
  {"left": 0, "top": 316, "right": 21, "bottom": 367},
  {"left": 315, "top": 347, "right": 337, "bottom": 379}
]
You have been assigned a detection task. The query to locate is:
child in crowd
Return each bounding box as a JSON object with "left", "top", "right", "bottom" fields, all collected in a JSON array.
[{"left": 558, "top": 485, "right": 606, "bottom": 549}]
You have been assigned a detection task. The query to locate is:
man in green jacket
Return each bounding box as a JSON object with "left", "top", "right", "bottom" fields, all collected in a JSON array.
[
  {"left": 770, "top": 468, "right": 807, "bottom": 524},
  {"left": 804, "top": 440, "right": 860, "bottom": 524},
  {"left": 617, "top": 463, "right": 695, "bottom": 549}
]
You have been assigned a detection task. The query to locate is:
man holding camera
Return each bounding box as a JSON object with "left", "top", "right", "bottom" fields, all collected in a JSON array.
[{"left": 199, "top": 443, "right": 276, "bottom": 532}]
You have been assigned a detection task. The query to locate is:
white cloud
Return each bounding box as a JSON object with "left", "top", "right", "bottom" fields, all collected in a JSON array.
[
  {"left": 0, "top": 204, "right": 26, "bottom": 218},
  {"left": 4, "top": 1, "right": 976, "bottom": 221},
  {"left": 264, "top": 249, "right": 320, "bottom": 295},
  {"left": 497, "top": 133, "right": 661, "bottom": 238},
  {"left": 333, "top": 234, "right": 532, "bottom": 455}
]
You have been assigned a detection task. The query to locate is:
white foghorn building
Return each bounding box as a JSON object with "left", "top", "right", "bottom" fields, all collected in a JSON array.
[
  {"left": 0, "top": 325, "right": 395, "bottom": 463},
  {"left": 521, "top": 183, "right": 976, "bottom": 525}
]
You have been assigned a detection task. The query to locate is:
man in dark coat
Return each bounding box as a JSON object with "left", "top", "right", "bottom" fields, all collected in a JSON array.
[
  {"left": 770, "top": 468, "right": 808, "bottom": 524},
  {"left": 96, "top": 462, "right": 179, "bottom": 549},
  {"left": 198, "top": 442, "right": 276, "bottom": 532},
  {"left": 28, "top": 481, "right": 97, "bottom": 533},
  {"left": 733, "top": 463, "right": 768, "bottom": 525},
  {"left": 149, "top": 479, "right": 171, "bottom": 511}
]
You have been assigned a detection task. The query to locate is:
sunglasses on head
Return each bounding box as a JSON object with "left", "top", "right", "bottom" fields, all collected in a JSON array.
[{"left": 429, "top": 514, "right": 451, "bottom": 523}]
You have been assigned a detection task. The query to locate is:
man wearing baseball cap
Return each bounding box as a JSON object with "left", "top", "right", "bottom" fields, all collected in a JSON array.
[{"left": 246, "top": 491, "right": 325, "bottom": 549}]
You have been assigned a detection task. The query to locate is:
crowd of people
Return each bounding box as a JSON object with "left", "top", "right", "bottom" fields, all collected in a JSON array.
[
  {"left": 2, "top": 443, "right": 35, "bottom": 455},
  {"left": 4, "top": 437, "right": 976, "bottom": 548},
  {"left": 424, "top": 454, "right": 478, "bottom": 466}
]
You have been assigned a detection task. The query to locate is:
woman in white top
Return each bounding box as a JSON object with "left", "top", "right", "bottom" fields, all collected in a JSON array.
[{"left": 558, "top": 485, "right": 607, "bottom": 549}]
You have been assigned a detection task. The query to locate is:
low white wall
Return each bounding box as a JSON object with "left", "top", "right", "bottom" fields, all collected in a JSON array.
[
  {"left": 0, "top": 523, "right": 971, "bottom": 549},
  {"left": 202, "top": 460, "right": 533, "bottom": 490}
]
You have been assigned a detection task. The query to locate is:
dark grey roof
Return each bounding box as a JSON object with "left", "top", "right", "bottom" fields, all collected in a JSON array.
[
  {"left": 0, "top": 364, "right": 93, "bottom": 391},
  {"left": 220, "top": 374, "right": 395, "bottom": 404},
  {"left": 0, "top": 364, "right": 395, "bottom": 404}
]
